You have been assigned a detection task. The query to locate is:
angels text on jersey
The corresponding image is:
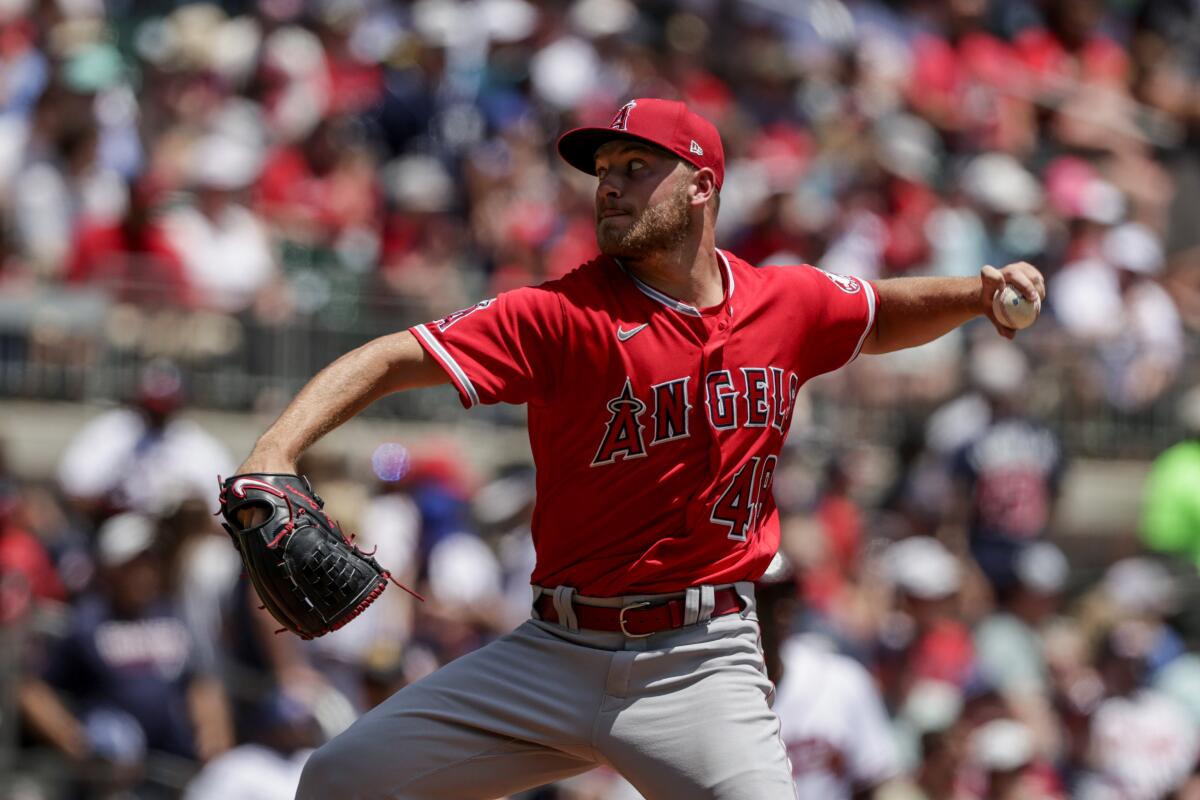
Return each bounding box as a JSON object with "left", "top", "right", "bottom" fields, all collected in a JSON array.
[
  {"left": 591, "top": 366, "right": 801, "bottom": 467},
  {"left": 591, "top": 367, "right": 800, "bottom": 541}
]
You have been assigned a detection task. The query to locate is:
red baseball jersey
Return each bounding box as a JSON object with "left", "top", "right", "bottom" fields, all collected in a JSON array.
[{"left": 411, "top": 250, "right": 876, "bottom": 596}]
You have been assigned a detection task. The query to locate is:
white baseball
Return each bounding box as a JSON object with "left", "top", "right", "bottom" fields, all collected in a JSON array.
[{"left": 992, "top": 285, "right": 1040, "bottom": 330}]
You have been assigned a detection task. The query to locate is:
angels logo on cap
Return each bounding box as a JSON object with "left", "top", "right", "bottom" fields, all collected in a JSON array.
[
  {"left": 610, "top": 100, "right": 636, "bottom": 131},
  {"left": 556, "top": 98, "right": 726, "bottom": 189}
]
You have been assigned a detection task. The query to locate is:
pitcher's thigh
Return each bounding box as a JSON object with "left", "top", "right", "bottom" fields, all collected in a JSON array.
[
  {"left": 297, "top": 713, "right": 593, "bottom": 800},
  {"left": 600, "top": 665, "right": 794, "bottom": 800},
  {"left": 297, "top": 624, "right": 602, "bottom": 799}
]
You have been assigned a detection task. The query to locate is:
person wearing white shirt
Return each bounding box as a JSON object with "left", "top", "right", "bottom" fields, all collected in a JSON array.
[
  {"left": 1049, "top": 222, "right": 1183, "bottom": 410},
  {"left": 163, "top": 135, "right": 276, "bottom": 313},
  {"left": 757, "top": 559, "right": 902, "bottom": 800},
  {"left": 772, "top": 634, "right": 902, "bottom": 799},
  {"left": 56, "top": 361, "right": 233, "bottom": 516}
]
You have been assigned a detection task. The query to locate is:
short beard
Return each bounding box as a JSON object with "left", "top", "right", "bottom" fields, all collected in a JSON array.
[{"left": 596, "top": 180, "right": 692, "bottom": 259}]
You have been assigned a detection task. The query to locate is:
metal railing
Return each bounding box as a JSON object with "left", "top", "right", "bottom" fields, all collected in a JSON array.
[{"left": 1, "top": 279, "right": 1197, "bottom": 458}]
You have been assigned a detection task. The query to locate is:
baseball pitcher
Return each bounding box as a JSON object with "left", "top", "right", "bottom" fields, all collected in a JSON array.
[{"left": 224, "top": 98, "right": 1045, "bottom": 799}]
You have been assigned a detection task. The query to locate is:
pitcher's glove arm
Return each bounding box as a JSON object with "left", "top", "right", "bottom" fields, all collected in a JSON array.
[{"left": 218, "top": 473, "right": 421, "bottom": 639}]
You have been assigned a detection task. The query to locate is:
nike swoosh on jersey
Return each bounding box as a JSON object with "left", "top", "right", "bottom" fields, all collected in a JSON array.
[{"left": 616, "top": 323, "right": 649, "bottom": 342}]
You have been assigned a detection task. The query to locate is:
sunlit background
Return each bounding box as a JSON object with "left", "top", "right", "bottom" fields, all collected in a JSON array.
[{"left": 2, "top": 0, "right": 1200, "bottom": 798}]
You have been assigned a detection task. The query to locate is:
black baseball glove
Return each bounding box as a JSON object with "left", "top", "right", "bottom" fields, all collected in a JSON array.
[{"left": 218, "top": 473, "right": 419, "bottom": 639}]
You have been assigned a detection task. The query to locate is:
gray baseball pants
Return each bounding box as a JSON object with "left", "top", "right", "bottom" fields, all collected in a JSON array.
[{"left": 295, "top": 582, "right": 795, "bottom": 799}]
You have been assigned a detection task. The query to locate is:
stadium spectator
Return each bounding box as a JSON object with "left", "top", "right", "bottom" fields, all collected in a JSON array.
[
  {"left": 1094, "top": 558, "right": 1186, "bottom": 679},
  {"left": 878, "top": 536, "right": 975, "bottom": 698},
  {"left": 7, "top": 95, "right": 126, "bottom": 279},
  {"left": 2, "top": 0, "right": 1200, "bottom": 796},
  {"left": 66, "top": 179, "right": 195, "bottom": 308},
  {"left": 183, "top": 690, "right": 318, "bottom": 800},
  {"left": 758, "top": 559, "right": 902, "bottom": 797},
  {"left": 56, "top": 361, "right": 233, "bottom": 518},
  {"left": 0, "top": 477, "right": 65, "bottom": 625},
  {"left": 973, "top": 542, "right": 1069, "bottom": 756},
  {"left": 163, "top": 135, "right": 276, "bottom": 314},
  {"left": 946, "top": 340, "right": 1065, "bottom": 588},
  {"left": 256, "top": 116, "right": 383, "bottom": 275},
  {"left": 1051, "top": 221, "right": 1185, "bottom": 410},
  {"left": 966, "top": 718, "right": 1062, "bottom": 800},
  {"left": 1085, "top": 622, "right": 1200, "bottom": 799},
  {"left": 887, "top": 680, "right": 968, "bottom": 800},
  {"left": 18, "top": 512, "right": 232, "bottom": 768},
  {"left": 801, "top": 457, "right": 866, "bottom": 621}
]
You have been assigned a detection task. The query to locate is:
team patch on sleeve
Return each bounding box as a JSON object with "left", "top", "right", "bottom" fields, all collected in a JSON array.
[
  {"left": 815, "top": 269, "right": 861, "bottom": 294},
  {"left": 435, "top": 298, "right": 496, "bottom": 332}
]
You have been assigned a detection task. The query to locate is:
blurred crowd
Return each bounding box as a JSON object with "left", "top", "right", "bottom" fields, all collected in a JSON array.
[
  {"left": 5, "top": 0, "right": 1200, "bottom": 798},
  {"left": 0, "top": 0, "right": 1199, "bottom": 417},
  {"left": 2, "top": 347, "right": 1200, "bottom": 799}
]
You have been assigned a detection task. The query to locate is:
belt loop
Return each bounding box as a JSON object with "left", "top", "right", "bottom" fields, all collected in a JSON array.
[
  {"left": 734, "top": 581, "right": 756, "bottom": 616},
  {"left": 683, "top": 587, "right": 700, "bottom": 626},
  {"left": 552, "top": 585, "right": 579, "bottom": 632},
  {"left": 698, "top": 585, "right": 716, "bottom": 622}
]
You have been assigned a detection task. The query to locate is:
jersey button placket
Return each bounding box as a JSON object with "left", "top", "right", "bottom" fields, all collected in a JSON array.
[{"left": 700, "top": 313, "right": 733, "bottom": 477}]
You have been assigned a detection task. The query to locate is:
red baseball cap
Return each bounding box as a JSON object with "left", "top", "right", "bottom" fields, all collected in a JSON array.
[{"left": 557, "top": 98, "right": 725, "bottom": 189}]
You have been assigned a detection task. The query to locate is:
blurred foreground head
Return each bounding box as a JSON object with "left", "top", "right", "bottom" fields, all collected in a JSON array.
[
  {"left": 96, "top": 512, "right": 163, "bottom": 615},
  {"left": 755, "top": 552, "right": 801, "bottom": 684},
  {"left": 968, "top": 338, "right": 1030, "bottom": 407},
  {"left": 133, "top": 359, "right": 185, "bottom": 426}
]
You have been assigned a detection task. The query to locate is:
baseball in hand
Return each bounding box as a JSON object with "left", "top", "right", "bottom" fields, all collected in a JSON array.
[{"left": 992, "top": 285, "right": 1040, "bottom": 330}]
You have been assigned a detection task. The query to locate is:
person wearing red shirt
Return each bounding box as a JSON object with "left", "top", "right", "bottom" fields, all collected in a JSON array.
[
  {"left": 255, "top": 118, "right": 381, "bottom": 249},
  {"left": 235, "top": 99, "right": 1046, "bottom": 799},
  {"left": 0, "top": 484, "right": 66, "bottom": 624},
  {"left": 66, "top": 182, "right": 194, "bottom": 308}
]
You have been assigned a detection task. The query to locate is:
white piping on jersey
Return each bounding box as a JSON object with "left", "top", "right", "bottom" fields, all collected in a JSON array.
[
  {"left": 848, "top": 279, "right": 878, "bottom": 363},
  {"left": 616, "top": 249, "right": 735, "bottom": 317},
  {"left": 720, "top": 249, "right": 735, "bottom": 311},
  {"left": 413, "top": 323, "right": 481, "bottom": 408}
]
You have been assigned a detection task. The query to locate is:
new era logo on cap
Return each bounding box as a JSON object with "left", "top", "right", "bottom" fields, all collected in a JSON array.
[{"left": 556, "top": 98, "right": 726, "bottom": 189}]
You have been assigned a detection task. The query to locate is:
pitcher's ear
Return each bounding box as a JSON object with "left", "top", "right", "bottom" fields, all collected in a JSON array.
[{"left": 690, "top": 166, "right": 717, "bottom": 208}]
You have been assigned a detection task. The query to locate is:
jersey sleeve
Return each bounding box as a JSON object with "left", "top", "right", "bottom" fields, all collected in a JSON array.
[
  {"left": 792, "top": 266, "right": 877, "bottom": 380},
  {"left": 409, "top": 285, "right": 563, "bottom": 408}
]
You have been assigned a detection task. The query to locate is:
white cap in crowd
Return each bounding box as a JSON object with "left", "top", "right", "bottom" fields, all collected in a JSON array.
[
  {"left": 427, "top": 532, "right": 502, "bottom": 606},
  {"left": 968, "top": 338, "right": 1029, "bottom": 398},
  {"left": 961, "top": 153, "right": 1042, "bottom": 216},
  {"left": 189, "top": 134, "right": 263, "bottom": 191},
  {"left": 901, "top": 679, "right": 963, "bottom": 734},
  {"left": 1013, "top": 542, "right": 1069, "bottom": 594},
  {"left": 96, "top": 512, "right": 156, "bottom": 567},
  {"left": 471, "top": 471, "right": 536, "bottom": 527},
  {"left": 886, "top": 536, "right": 961, "bottom": 600},
  {"left": 1102, "top": 222, "right": 1164, "bottom": 276},
  {"left": 1103, "top": 558, "right": 1176, "bottom": 617},
  {"left": 970, "top": 718, "right": 1035, "bottom": 772}
]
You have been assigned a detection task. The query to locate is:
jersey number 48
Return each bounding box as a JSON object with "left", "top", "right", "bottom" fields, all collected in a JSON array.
[{"left": 710, "top": 455, "right": 778, "bottom": 541}]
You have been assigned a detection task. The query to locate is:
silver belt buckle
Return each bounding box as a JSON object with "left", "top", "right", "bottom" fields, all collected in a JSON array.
[{"left": 618, "top": 601, "right": 653, "bottom": 638}]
